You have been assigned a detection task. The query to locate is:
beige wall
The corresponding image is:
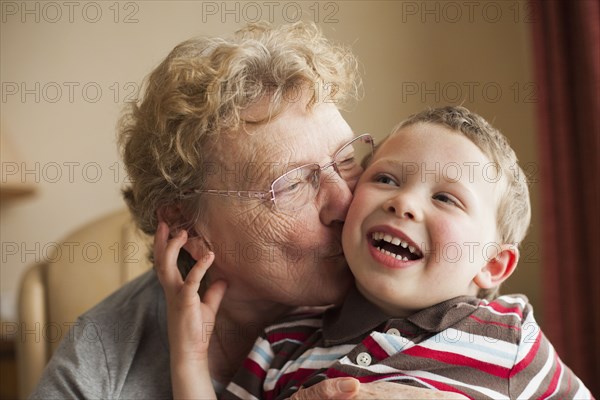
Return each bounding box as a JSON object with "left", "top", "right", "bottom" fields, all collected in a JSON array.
[{"left": 1, "top": 1, "right": 540, "bottom": 322}]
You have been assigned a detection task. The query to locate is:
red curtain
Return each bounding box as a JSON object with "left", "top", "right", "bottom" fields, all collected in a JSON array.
[{"left": 530, "top": 0, "right": 599, "bottom": 395}]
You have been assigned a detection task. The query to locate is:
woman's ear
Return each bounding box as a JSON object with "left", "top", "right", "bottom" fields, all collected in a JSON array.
[
  {"left": 182, "top": 234, "right": 213, "bottom": 262},
  {"left": 473, "top": 244, "right": 519, "bottom": 289},
  {"left": 157, "top": 204, "right": 211, "bottom": 260},
  {"left": 156, "top": 204, "right": 183, "bottom": 230}
]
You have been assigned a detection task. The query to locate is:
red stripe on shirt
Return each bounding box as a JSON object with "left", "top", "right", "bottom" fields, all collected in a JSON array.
[
  {"left": 418, "top": 377, "right": 471, "bottom": 399},
  {"left": 510, "top": 330, "right": 542, "bottom": 377},
  {"left": 403, "top": 346, "right": 511, "bottom": 378},
  {"left": 485, "top": 302, "right": 523, "bottom": 318},
  {"left": 363, "top": 335, "right": 391, "bottom": 360},
  {"left": 469, "top": 315, "right": 521, "bottom": 331},
  {"left": 243, "top": 357, "right": 267, "bottom": 380},
  {"left": 268, "top": 367, "right": 321, "bottom": 396},
  {"left": 538, "top": 352, "right": 563, "bottom": 399},
  {"left": 267, "top": 331, "right": 309, "bottom": 343}
]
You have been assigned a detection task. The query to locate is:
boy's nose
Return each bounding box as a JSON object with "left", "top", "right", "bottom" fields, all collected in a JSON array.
[{"left": 383, "top": 193, "right": 423, "bottom": 221}]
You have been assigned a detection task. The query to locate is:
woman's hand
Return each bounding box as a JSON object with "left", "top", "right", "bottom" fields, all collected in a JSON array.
[
  {"left": 354, "top": 381, "right": 468, "bottom": 399},
  {"left": 154, "top": 221, "right": 227, "bottom": 399},
  {"left": 290, "top": 378, "right": 360, "bottom": 399},
  {"left": 291, "top": 379, "right": 469, "bottom": 399}
]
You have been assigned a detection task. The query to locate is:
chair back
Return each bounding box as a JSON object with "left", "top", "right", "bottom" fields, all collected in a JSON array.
[{"left": 16, "top": 208, "right": 152, "bottom": 398}]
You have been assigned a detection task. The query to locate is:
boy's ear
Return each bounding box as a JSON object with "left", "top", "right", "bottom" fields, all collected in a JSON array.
[{"left": 473, "top": 244, "right": 519, "bottom": 289}]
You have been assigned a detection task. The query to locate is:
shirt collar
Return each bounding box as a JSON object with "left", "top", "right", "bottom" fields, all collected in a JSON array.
[{"left": 322, "top": 285, "right": 481, "bottom": 346}]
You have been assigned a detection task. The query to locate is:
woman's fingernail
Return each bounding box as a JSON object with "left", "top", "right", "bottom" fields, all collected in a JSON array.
[{"left": 338, "top": 379, "right": 358, "bottom": 393}]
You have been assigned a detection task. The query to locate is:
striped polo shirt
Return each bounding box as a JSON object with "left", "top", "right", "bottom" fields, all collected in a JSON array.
[{"left": 222, "top": 287, "right": 592, "bottom": 400}]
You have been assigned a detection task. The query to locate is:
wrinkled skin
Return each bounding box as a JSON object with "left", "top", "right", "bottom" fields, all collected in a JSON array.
[
  {"left": 291, "top": 378, "right": 469, "bottom": 399},
  {"left": 184, "top": 97, "right": 356, "bottom": 309}
]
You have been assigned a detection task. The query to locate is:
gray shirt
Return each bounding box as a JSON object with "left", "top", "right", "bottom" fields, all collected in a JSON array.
[{"left": 30, "top": 270, "right": 173, "bottom": 399}]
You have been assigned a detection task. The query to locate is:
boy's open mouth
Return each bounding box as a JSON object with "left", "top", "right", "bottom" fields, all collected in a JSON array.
[{"left": 370, "top": 232, "right": 423, "bottom": 261}]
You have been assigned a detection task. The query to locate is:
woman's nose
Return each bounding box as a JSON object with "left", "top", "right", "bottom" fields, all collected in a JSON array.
[
  {"left": 317, "top": 170, "right": 353, "bottom": 226},
  {"left": 383, "top": 192, "right": 423, "bottom": 221}
]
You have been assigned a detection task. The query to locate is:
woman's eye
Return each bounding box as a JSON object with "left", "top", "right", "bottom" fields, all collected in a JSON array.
[
  {"left": 286, "top": 182, "right": 300, "bottom": 191},
  {"left": 433, "top": 193, "right": 459, "bottom": 206},
  {"left": 336, "top": 155, "right": 356, "bottom": 170},
  {"left": 374, "top": 174, "right": 398, "bottom": 186}
]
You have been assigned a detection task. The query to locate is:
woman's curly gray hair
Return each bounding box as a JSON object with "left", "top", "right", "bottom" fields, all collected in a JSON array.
[{"left": 118, "top": 22, "right": 361, "bottom": 235}]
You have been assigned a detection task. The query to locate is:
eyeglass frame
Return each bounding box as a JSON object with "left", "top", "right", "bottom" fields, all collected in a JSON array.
[{"left": 186, "top": 133, "right": 374, "bottom": 211}]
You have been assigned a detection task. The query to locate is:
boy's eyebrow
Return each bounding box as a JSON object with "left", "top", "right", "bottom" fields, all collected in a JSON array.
[
  {"left": 368, "top": 158, "right": 419, "bottom": 177},
  {"left": 373, "top": 157, "right": 479, "bottom": 199},
  {"left": 440, "top": 173, "right": 481, "bottom": 208},
  {"left": 372, "top": 158, "right": 405, "bottom": 170},
  {"left": 443, "top": 174, "right": 476, "bottom": 194}
]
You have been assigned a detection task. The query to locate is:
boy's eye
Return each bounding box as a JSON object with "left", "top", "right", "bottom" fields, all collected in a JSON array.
[
  {"left": 374, "top": 174, "right": 398, "bottom": 186},
  {"left": 433, "top": 193, "right": 459, "bottom": 206}
]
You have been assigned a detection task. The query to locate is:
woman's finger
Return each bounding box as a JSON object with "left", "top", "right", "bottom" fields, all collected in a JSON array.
[{"left": 290, "top": 378, "right": 359, "bottom": 400}]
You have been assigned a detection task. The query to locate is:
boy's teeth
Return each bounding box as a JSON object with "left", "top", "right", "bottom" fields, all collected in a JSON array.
[
  {"left": 372, "top": 231, "right": 417, "bottom": 253},
  {"left": 375, "top": 246, "right": 410, "bottom": 261}
]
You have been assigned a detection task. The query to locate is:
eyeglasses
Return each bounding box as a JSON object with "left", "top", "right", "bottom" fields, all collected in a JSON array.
[{"left": 189, "top": 134, "right": 374, "bottom": 212}]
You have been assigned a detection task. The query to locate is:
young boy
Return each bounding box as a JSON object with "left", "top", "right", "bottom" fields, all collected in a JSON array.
[{"left": 164, "top": 106, "right": 592, "bottom": 399}]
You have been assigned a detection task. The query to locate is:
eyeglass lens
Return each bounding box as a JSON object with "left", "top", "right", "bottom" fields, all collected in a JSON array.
[{"left": 272, "top": 135, "right": 373, "bottom": 211}]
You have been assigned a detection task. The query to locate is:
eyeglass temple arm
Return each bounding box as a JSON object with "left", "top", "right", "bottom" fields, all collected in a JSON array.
[{"left": 193, "top": 189, "right": 274, "bottom": 200}]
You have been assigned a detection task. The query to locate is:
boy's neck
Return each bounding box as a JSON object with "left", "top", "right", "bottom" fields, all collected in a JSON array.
[{"left": 355, "top": 281, "right": 481, "bottom": 318}]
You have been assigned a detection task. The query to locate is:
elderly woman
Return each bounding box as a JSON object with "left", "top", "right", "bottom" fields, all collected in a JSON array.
[{"left": 31, "top": 23, "right": 462, "bottom": 399}]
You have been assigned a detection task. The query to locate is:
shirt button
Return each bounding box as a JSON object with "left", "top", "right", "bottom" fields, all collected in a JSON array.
[
  {"left": 356, "top": 352, "right": 372, "bottom": 366},
  {"left": 386, "top": 328, "right": 401, "bottom": 336}
]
